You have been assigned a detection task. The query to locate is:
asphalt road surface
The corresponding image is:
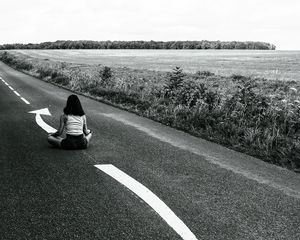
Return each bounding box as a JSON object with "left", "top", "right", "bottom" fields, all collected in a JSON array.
[{"left": 1, "top": 61, "right": 300, "bottom": 240}]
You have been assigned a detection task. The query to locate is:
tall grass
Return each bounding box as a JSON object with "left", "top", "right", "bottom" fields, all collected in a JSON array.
[{"left": 1, "top": 51, "right": 299, "bottom": 171}]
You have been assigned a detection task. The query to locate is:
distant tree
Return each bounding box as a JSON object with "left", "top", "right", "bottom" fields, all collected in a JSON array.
[
  {"left": 235, "top": 42, "right": 247, "bottom": 49},
  {"left": 0, "top": 40, "right": 276, "bottom": 50},
  {"left": 201, "top": 41, "right": 210, "bottom": 49}
]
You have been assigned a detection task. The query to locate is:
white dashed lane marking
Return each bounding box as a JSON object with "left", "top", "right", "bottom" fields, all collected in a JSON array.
[
  {"left": 13, "top": 91, "right": 21, "bottom": 96},
  {"left": 1, "top": 78, "right": 30, "bottom": 105},
  {"left": 21, "top": 97, "right": 30, "bottom": 105}
]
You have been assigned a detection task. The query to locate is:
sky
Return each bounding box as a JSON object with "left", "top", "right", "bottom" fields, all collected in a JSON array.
[{"left": 0, "top": 0, "right": 299, "bottom": 50}]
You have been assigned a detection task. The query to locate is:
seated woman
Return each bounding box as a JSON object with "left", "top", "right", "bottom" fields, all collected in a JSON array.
[{"left": 47, "top": 94, "right": 92, "bottom": 150}]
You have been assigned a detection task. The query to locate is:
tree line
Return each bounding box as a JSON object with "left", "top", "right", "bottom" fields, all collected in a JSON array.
[{"left": 0, "top": 40, "right": 276, "bottom": 50}]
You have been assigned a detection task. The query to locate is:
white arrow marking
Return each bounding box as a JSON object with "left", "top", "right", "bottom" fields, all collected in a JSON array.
[
  {"left": 29, "top": 108, "right": 57, "bottom": 133},
  {"left": 95, "top": 164, "right": 198, "bottom": 240}
]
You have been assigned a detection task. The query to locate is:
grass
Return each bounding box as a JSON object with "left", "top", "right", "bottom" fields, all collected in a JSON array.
[{"left": 1, "top": 50, "right": 300, "bottom": 172}]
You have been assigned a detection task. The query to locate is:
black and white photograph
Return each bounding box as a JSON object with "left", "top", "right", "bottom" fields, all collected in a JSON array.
[{"left": 1, "top": 0, "right": 299, "bottom": 239}]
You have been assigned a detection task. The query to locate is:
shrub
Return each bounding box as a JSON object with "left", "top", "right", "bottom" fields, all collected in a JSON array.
[
  {"left": 37, "top": 68, "right": 53, "bottom": 78},
  {"left": 89, "top": 87, "right": 140, "bottom": 105},
  {"left": 52, "top": 76, "right": 70, "bottom": 86},
  {"left": 100, "top": 66, "right": 112, "bottom": 85},
  {"left": 136, "top": 100, "right": 152, "bottom": 112},
  {"left": 231, "top": 74, "right": 252, "bottom": 82},
  {"left": 0, "top": 51, "right": 15, "bottom": 64},
  {"left": 205, "top": 90, "right": 220, "bottom": 111},
  {"left": 195, "top": 70, "right": 215, "bottom": 77},
  {"left": 15, "top": 61, "right": 33, "bottom": 71},
  {"left": 175, "top": 80, "right": 207, "bottom": 107},
  {"left": 0, "top": 52, "right": 33, "bottom": 71},
  {"left": 164, "top": 66, "right": 185, "bottom": 98},
  {"left": 51, "top": 71, "right": 59, "bottom": 79}
]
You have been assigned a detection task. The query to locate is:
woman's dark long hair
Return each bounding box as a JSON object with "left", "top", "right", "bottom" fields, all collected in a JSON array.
[{"left": 63, "top": 95, "right": 85, "bottom": 116}]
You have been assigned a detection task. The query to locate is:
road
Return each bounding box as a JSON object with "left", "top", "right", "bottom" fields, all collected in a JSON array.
[{"left": 0, "top": 61, "right": 299, "bottom": 240}]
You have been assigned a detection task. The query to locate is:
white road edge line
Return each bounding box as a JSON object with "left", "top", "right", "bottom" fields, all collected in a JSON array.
[
  {"left": 13, "top": 91, "right": 20, "bottom": 96},
  {"left": 8, "top": 86, "right": 14, "bottom": 91},
  {"left": 21, "top": 97, "right": 30, "bottom": 105},
  {"left": 95, "top": 164, "right": 198, "bottom": 240},
  {"left": 4, "top": 82, "right": 9, "bottom": 86}
]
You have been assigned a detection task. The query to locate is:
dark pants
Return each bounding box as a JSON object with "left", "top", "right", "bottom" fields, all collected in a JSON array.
[{"left": 61, "top": 134, "right": 87, "bottom": 150}]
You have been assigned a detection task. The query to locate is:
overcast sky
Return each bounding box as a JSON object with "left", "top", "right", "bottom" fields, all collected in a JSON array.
[{"left": 0, "top": 0, "right": 299, "bottom": 50}]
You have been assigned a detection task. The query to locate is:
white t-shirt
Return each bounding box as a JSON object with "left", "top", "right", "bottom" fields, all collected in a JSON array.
[{"left": 65, "top": 115, "right": 86, "bottom": 135}]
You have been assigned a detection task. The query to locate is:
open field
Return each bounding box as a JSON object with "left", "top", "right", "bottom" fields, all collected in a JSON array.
[{"left": 10, "top": 49, "right": 300, "bottom": 82}]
